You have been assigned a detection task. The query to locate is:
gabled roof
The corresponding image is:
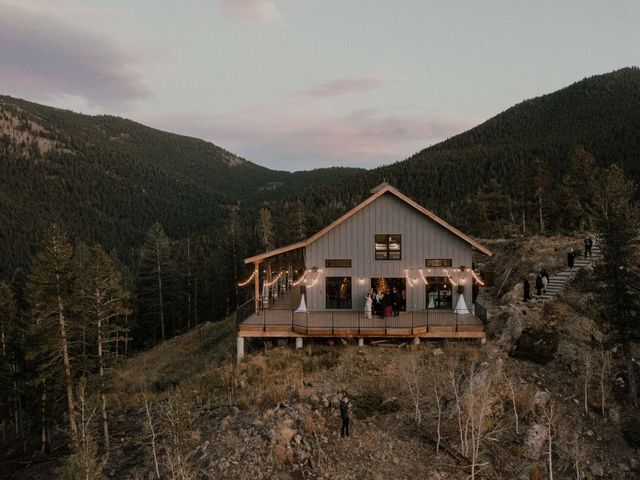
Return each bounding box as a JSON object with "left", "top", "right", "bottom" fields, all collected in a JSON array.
[{"left": 244, "top": 184, "right": 493, "bottom": 264}]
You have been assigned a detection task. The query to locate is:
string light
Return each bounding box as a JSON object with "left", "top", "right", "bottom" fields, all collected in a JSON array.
[
  {"left": 471, "top": 270, "right": 485, "bottom": 286},
  {"left": 292, "top": 269, "right": 311, "bottom": 286},
  {"left": 404, "top": 269, "right": 415, "bottom": 288},
  {"left": 238, "top": 269, "right": 257, "bottom": 287},
  {"left": 443, "top": 269, "right": 458, "bottom": 286},
  {"left": 418, "top": 269, "right": 429, "bottom": 285},
  {"left": 265, "top": 271, "right": 284, "bottom": 288}
]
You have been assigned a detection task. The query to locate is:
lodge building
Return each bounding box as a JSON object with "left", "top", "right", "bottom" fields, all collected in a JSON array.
[{"left": 236, "top": 183, "right": 493, "bottom": 362}]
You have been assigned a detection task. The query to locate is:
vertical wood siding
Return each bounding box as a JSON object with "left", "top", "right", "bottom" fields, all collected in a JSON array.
[{"left": 304, "top": 193, "right": 474, "bottom": 312}]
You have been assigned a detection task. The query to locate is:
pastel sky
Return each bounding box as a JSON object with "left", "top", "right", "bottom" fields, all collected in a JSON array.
[{"left": 1, "top": 0, "right": 639, "bottom": 171}]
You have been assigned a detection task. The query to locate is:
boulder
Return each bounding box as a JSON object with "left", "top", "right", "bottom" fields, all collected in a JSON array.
[
  {"left": 523, "top": 423, "right": 547, "bottom": 460},
  {"left": 554, "top": 340, "right": 580, "bottom": 372},
  {"left": 511, "top": 328, "right": 559, "bottom": 365},
  {"left": 533, "top": 391, "right": 551, "bottom": 411}
]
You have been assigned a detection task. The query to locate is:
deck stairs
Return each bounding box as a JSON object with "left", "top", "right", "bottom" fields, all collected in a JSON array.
[{"left": 541, "top": 244, "right": 601, "bottom": 300}]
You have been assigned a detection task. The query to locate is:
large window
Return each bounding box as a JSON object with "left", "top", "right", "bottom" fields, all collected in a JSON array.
[
  {"left": 375, "top": 234, "right": 401, "bottom": 260},
  {"left": 426, "top": 277, "right": 452, "bottom": 309},
  {"left": 326, "top": 277, "right": 352, "bottom": 309}
]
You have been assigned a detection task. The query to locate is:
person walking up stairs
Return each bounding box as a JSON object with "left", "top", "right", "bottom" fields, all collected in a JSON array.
[{"left": 541, "top": 241, "right": 600, "bottom": 300}]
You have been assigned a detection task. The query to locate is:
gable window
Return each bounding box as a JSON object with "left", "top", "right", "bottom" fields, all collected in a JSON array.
[
  {"left": 425, "top": 259, "right": 453, "bottom": 268},
  {"left": 326, "top": 277, "right": 352, "bottom": 309},
  {"left": 375, "top": 234, "right": 401, "bottom": 260}
]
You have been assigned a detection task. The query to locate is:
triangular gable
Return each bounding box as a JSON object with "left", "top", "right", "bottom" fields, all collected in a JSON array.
[{"left": 245, "top": 185, "right": 493, "bottom": 264}]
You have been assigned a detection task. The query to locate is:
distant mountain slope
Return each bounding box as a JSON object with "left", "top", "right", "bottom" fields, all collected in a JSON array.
[
  {"left": 0, "top": 96, "right": 361, "bottom": 274},
  {"left": 275, "top": 67, "right": 640, "bottom": 242}
]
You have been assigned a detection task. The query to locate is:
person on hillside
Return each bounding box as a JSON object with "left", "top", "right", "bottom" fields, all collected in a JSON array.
[
  {"left": 523, "top": 278, "right": 531, "bottom": 301},
  {"left": 340, "top": 396, "right": 351, "bottom": 437},
  {"left": 584, "top": 238, "right": 589, "bottom": 259},
  {"left": 364, "top": 293, "right": 373, "bottom": 319},
  {"left": 535, "top": 274, "right": 544, "bottom": 299},
  {"left": 541, "top": 272, "right": 548, "bottom": 294},
  {"left": 541, "top": 268, "right": 550, "bottom": 284},
  {"left": 567, "top": 251, "right": 575, "bottom": 269},
  {"left": 586, "top": 237, "right": 593, "bottom": 258}
]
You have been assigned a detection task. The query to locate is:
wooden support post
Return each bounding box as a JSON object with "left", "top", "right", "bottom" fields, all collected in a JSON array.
[
  {"left": 295, "top": 337, "right": 303, "bottom": 350},
  {"left": 254, "top": 261, "right": 260, "bottom": 314},
  {"left": 237, "top": 336, "right": 245, "bottom": 364}
]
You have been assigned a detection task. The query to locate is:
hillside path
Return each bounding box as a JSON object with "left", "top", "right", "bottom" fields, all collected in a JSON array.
[{"left": 541, "top": 243, "right": 601, "bottom": 300}]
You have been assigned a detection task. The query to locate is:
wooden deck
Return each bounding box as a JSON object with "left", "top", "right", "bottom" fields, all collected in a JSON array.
[{"left": 238, "top": 309, "right": 485, "bottom": 339}]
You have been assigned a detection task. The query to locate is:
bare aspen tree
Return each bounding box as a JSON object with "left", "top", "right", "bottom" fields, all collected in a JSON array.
[
  {"left": 400, "top": 351, "right": 422, "bottom": 425},
  {"left": 583, "top": 351, "right": 592, "bottom": 415},
  {"left": 504, "top": 373, "right": 519, "bottom": 434},
  {"left": 450, "top": 365, "right": 467, "bottom": 456},
  {"left": 599, "top": 345, "right": 611, "bottom": 417},
  {"left": 430, "top": 351, "right": 444, "bottom": 451},
  {"left": 541, "top": 400, "right": 557, "bottom": 480},
  {"left": 143, "top": 392, "right": 161, "bottom": 479}
]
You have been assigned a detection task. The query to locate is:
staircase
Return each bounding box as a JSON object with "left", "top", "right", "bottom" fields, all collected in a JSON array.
[{"left": 541, "top": 244, "right": 601, "bottom": 300}]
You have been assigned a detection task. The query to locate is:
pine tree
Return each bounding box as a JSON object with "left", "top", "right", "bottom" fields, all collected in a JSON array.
[
  {"left": 27, "top": 224, "right": 79, "bottom": 441},
  {"left": 593, "top": 165, "right": 640, "bottom": 402},
  {"left": 0, "top": 281, "right": 18, "bottom": 440},
  {"left": 136, "top": 224, "right": 172, "bottom": 344},
  {"left": 77, "top": 245, "right": 130, "bottom": 452}
]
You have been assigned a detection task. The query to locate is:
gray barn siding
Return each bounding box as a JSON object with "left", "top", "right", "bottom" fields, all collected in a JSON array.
[{"left": 304, "top": 193, "right": 474, "bottom": 312}]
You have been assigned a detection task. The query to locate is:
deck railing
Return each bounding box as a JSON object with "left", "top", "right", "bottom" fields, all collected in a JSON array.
[{"left": 237, "top": 302, "right": 483, "bottom": 335}]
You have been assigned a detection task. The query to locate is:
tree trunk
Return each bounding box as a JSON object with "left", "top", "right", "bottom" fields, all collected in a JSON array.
[
  {"left": 96, "top": 288, "right": 110, "bottom": 452},
  {"left": 155, "top": 239, "right": 165, "bottom": 342},
  {"left": 538, "top": 187, "right": 545, "bottom": 234},
  {"left": 623, "top": 337, "right": 638, "bottom": 401},
  {"left": 40, "top": 380, "right": 47, "bottom": 453},
  {"left": 187, "top": 235, "right": 192, "bottom": 330},
  {"left": 57, "top": 293, "right": 77, "bottom": 440}
]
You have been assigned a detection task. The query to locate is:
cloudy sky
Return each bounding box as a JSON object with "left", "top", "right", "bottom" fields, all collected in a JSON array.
[{"left": 1, "top": 1, "right": 639, "bottom": 171}]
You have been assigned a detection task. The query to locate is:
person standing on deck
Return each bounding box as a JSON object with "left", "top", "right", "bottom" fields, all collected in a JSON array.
[
  {"left": 392, "top": 287, "right": 401, "bottom": 317},
  {"left": 340, "top": 396, "right": 351, "bottom": 437},
  {"left": 364, "top": 293, "right": 373, "bottom": 319}
]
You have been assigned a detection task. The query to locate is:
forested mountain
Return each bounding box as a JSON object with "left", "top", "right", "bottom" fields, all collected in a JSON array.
[
  {"left": 268, "top": 67, "right": 640, "bottom": 242},
  {"left": 0, "top": 96, "right": 361, "bottom": 275}
]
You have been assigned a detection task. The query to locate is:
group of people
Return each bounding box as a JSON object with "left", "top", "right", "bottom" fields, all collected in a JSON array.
[
  {"left": 364, "top": 287, "right": 403, "bottom": 319},
  {"left": 523, "top": 237, "right": 596, "bottom": 301},
  {"left": 523, "top": 268, "right": 549, "bottom": 301}
]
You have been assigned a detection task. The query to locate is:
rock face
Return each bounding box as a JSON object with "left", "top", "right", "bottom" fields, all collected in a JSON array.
[
  {"left": 523, "top": 423, "right": 547, "bottom": 460},
  {"left": 492, "top": 309, "right": 524, "bottom": 348}
]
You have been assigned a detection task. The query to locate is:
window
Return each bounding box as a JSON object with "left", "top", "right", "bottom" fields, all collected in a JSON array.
[
  {"left": 325, "top": 259, "right": 352, "bottom": 268},
  {"left": 326, "top": 277, "right": 352, "bottom": 309},
  {"left": 375, "top": 234, "right": 401, "bottom": 260},
  {"left": 425, "top": 258, "right": 452, "bottom": 267},
  {"left": 426, "top": 277, "right": 452, "bottom": 309}
]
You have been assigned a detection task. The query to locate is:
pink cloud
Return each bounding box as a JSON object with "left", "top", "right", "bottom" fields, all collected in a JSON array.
[
  {"left": 0, "top": 4, "right": 149, "bottom": 106},
  {"left": 146, "top": 106, "right": 474, "bottom": 171},
  {"left": 302, "top": 77, "right": 393, "bottom": 98},
  {"left": 215, "top": 0, "right": 283, "bottom": 23}
]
